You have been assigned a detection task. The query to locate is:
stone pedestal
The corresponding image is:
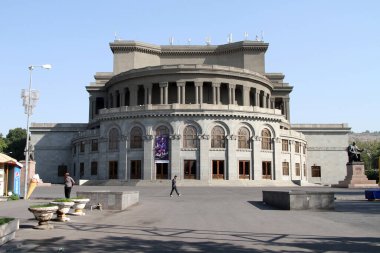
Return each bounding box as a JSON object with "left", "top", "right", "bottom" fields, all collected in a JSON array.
[{"left": 334, "top": 162, "right": 378, "bottom": 188}]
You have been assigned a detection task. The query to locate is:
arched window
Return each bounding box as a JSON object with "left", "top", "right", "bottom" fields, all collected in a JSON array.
[
  {"left": 238, "top": 127, "right": 250, "bottom": 149},
  {"left": 211, "top": 126, "right": 225, "bottom": 148},
  {"left": 156, "top": 125, "right": 169, "bottom": 137},
  {"left": 183, "top": 126, "right": 197, "bottom": 148},
  {"left": 261, "top": 128, "right": 271, "bottom": 150},
  {"left": 108, "top": 128, "right": 120, "bottom": 151},
  {"left": 130, "top": 127, "right": 143, "bottom": 149}
]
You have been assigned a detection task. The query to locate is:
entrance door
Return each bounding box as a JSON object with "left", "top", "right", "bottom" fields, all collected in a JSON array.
[
  {"left": 184, "top": 160, "right": 196, "bottom": 179},
  {"left": 109, "top": 161, "right": 118, "bottom": 179},
  {"left": 212, "top": 160, "right": 224, "bottom": 179},
  {"left": 239, "top": 160, "right": 250, "bottom": 179},
  {"left": 131, "top": 160, "right": 141, "bottom": 179},
  {"left": 156, "top": 163, "right": 168, "bottom": 179},
  {"left": 262, "top": 161, "right": 271, "bottom": 179}
]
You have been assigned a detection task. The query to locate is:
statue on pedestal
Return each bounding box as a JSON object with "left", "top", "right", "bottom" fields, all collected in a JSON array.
[{"left": 347, "top": 142, "right": 363, "bottom": 163}]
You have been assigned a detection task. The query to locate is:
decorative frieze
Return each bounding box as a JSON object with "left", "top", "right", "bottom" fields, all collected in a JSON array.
[
  {"left": 169, "top": 134, "right": 181, "bottom": 140},
  {"left": 143, "top": 135, "right": 154, "bottom": 140}
]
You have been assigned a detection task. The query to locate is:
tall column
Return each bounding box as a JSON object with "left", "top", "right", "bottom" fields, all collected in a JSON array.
[
  {"left": 217, "top": 84, "right": 221, "bottom": 105},
  {"left": 89, "top": 96, "right": 95, "bottom": 120},
  {"left": 120, "top": 89, "right": 125, "bottom": 106},
  {"left": 212, "top": 84, "right": 216, "bottom": 104},
  {"left": 256, "top": 92, "right": 261, "bottom": 107},
  {"left": 130, "top": 86, "right": 138, "bottom": 106},
  {"left": 228, "top": 84, "right": 236, "bottom": 105},
  {"left": 143, "top": 135, "right": 154, "bottom": 180},
  {"left": 195, "top": 82, "right": 203, "bottom": 104},
  {"left": 199, "top": 135, "right": 211, "bottom": 181},
  {"left": 212, "top": 83, "right": 220, "bottom": 104},
  {"left": 227, "top": 135, "right": 237, "bottom": 180},
  {"left": 284, "top": 98, "right": 290, "bottom": 121},
  {"left": 199, "top": 83, "right": 203, "bottom": 104},
  {"left": 252, "top": 136, "right": 262, "bottom": 180},
  {"left": 145, "top": 83, "right": 152, "bottom": 105},
  {"left": 273, "top": 137, "right": 282, "bottom": 180},
  {"left": 159, "top": 82, "right": 168, "bottom": 104},
  {"left": 177, "top": 81, "right": 186, "bottom": 104},
  {"left": 170, "top": 135, "right": 181, "bottom": 179},
  {"left": 243, "top": 86, "right": 250, "bottom": 106},
  {"left": 120, "top": 135, "right": 128, "bottom": 180},
  {"left": 270, "top": 97, "right": 275, "bottom": 109}
]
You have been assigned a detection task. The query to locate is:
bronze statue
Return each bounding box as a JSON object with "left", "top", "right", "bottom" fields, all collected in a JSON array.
[{"left": 347, "top": 142, "right": 363, "bottom": 163}]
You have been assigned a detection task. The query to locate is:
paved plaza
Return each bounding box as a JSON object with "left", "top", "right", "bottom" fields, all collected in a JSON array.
[{"left": 0, "top": 185, "right": 379, "bottom": 252}]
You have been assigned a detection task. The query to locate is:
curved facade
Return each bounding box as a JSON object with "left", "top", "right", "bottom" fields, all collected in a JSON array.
[{"left": 69, "top": 40, "right": 308, "bottom": 183}]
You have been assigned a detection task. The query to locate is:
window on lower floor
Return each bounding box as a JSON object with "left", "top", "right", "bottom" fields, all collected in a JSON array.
[
  {"left": 58, "top": 164, "right": 68, "bottom": 177},
  {"left": 282, "top": 162, "right": 289, "bottom": 176},
  {"left": 262, "top": 161, "right": 271, "bottom": 179},
  {"left": 80, "top": 162, "right": 84, "bottom": 178},
  {"left": 91, "top": 161, "right": 98, "bottom": 176},
  {"left": 295, "top": 163, "right": 300, "bottom": 176},
  {"left": 311, "top": 165, "right": 321, "bottom": 177},
  {"left": 239, "top": 160, "right": 250, "bottom": 179}
]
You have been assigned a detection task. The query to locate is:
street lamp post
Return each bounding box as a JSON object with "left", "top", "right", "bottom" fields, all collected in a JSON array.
[{"left": 21, "top": 64, "right": 51, "bottom": 199}]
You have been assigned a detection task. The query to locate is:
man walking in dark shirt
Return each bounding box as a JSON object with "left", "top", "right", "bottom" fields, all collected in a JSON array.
[{"left": 170, "top": 175, "right": 181, "bottom": 197}]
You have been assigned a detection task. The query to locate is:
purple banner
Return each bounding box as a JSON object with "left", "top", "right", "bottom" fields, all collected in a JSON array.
[{"left": 155, "top": 136, "right": 169, "bottom": 162}]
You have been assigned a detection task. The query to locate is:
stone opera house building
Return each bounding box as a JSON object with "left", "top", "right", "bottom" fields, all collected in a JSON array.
[{"left": 31, "top": 39, "right": 350, "bottom": 186}]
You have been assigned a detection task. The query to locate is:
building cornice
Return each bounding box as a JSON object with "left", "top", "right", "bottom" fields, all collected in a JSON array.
[{"left": 110, "top": 40, "right": 269, "bottom": 55}]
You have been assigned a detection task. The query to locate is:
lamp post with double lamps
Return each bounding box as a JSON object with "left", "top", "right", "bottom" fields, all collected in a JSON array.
[{"left": 21, "top": 64, "right": 51, "bottom": 199}]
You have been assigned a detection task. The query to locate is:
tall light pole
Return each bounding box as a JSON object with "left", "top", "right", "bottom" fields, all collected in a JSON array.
[{"left": 21, "top": 64, "right": 51, "bottom": 199}]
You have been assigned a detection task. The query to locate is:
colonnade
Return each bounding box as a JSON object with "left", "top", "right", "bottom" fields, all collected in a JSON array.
[{"left": 89, "top": 81, "right": 291, "bottom": 120}]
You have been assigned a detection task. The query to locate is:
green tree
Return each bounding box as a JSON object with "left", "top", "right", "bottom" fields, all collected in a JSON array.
[
  {"left": 0, "top": 133, "right": 7, "bottom": 152},
  {"left": 356, "top": 140, "right": 380, "bottom": 182},
  {"left": 4, "top": 128, "right": 27, "bottom": 161}
]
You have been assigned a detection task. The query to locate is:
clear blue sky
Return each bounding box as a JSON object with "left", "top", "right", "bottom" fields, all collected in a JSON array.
[{"left": 1, "top": 0, "right": 379, "bottom": 136}]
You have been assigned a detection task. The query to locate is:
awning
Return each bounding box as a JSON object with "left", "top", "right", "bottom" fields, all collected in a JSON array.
[{"left": 0, "top": 153, "right": 23, "bottom": 167}]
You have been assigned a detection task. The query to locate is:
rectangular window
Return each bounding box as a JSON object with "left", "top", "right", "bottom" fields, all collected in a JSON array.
[
  {"left": 91, "top": 139, "right": 98, "bottom": 152},
  {"left": 109, "top": 161, "right": 118, "bottom": 179},
  {"left": 73, "top": 145, "right": 76, "bottom": 155},
  {"left": 58, "top": 164, "right": 68, "bottom": 177},
  {"left": 91, "top": 161, "right": 98, "bottom": 176},
  {"left": 282, "top": 139, "right": 289, "bottom": 152},
  {"left": 282, "top": 162, "right": 289, "bottom": 176},
  {"left": 80, "top": 141, "right": 85, "bottom": 153},
  {"left": 311, "top": 166, "right": 321, "bottom": 177},
  {"left": 295, "top": 141, "right": 300, "bottom": 153},
  {"left": 303, "top": 144, "right": 306, "bottom": 154},
  {"left": 262, "top": 161, "right": 271, "bottom": 179},
  {"left": 239, "top": 160, "right": 250, "bottom": 179},
  {"left": 295, "top": 163, "right": 300, "bottom": 176},
  {"left": 80, "top": 162, "right": 84, "bottom": 178},
  {"left": 131, "top": 160, "right": 142, "bottom": 179}
]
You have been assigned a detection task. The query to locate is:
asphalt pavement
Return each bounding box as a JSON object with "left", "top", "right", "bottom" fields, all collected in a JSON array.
[{"left": 0, "top": 185, "right": 379, "bottom": 253}]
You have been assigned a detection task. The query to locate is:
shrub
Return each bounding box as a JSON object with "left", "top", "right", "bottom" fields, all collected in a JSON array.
[
  {"left": 8, "top": 193, "right": 20, "bottom": 201},
  {"left": 0, "top": 217, "right": 14, "bottom": 225},
  {"left": 366, "top": 169, "right": 379, "bottom": 183}
]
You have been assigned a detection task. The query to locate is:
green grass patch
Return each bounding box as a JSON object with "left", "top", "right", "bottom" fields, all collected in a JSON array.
[
  {"left": 52, "top": 198, "right": 73, "bottom": 202},
  {"left": 0, "top": 217, "right": 14, "bottom": 225},
  {"left": 29, "top": 203, "right": 58, "bottom": 208}
]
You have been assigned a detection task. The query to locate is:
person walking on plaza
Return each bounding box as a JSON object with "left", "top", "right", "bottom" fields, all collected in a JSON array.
[
  {"left": 170, "top": 175, "right": 181, "bottom": 197},
  {"left": 64, "top": 172, "right": 75, "bottom": 198}
]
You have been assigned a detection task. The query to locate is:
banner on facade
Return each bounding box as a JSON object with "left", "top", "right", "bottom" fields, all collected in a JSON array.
[{"left": 155, "top": 135, "right": 169, "bottom": 163}]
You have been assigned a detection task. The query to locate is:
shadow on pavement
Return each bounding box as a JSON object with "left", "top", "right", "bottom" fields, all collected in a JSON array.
[{"left": 3, "top": 223, "right": 380, "bottom": 252}]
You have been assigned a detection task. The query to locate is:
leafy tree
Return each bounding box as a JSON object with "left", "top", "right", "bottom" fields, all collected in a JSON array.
[
  {"left": 356, "top": 140, "right": 380, "bottom": 182},
  {"left": 0, "top": 133, "right": 7, "bottom": 152},
  {"left": 4, "top": 128, "right": 27, "bottom": 161}
]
